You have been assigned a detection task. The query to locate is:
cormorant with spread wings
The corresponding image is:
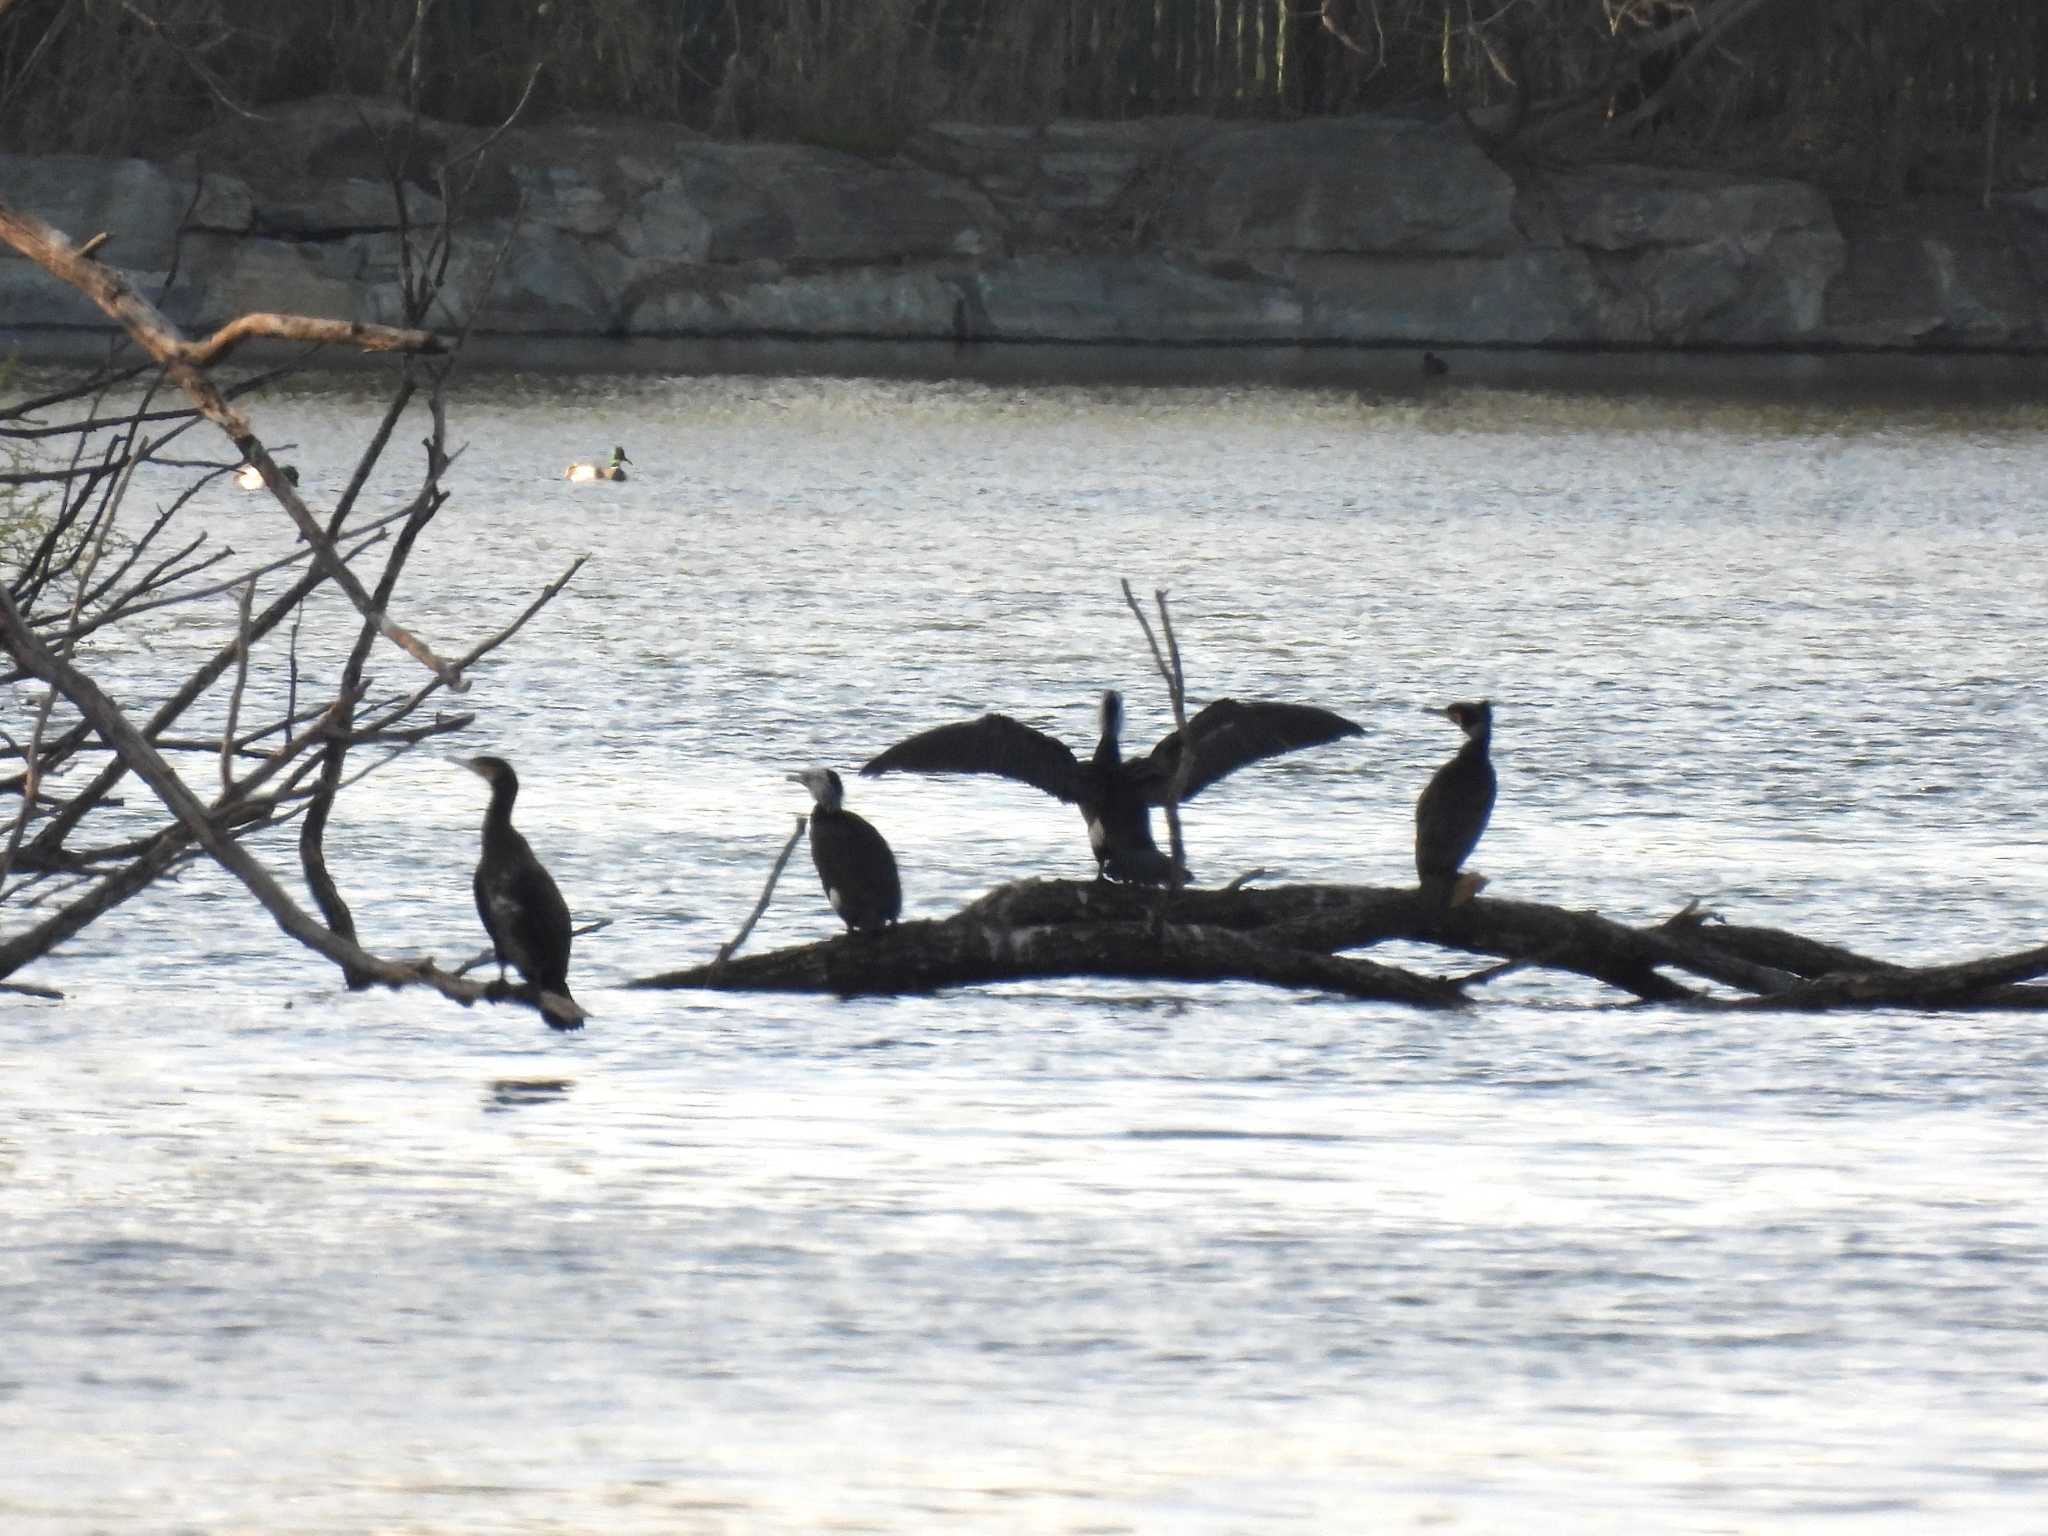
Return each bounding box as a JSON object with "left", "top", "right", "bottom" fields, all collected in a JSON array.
[{"left": 862, "top": 689, "right": 1362, "bottom": 885}]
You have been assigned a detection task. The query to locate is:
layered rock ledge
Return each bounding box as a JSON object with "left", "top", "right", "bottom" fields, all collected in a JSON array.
[{"left": 4, "top": 96, "right": 2045, "bottom": 350}]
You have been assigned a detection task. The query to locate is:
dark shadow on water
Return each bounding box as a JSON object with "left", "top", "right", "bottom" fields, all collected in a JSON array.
[{"left": 484, "top": 1077, "right": 574, "bottom": 1113}]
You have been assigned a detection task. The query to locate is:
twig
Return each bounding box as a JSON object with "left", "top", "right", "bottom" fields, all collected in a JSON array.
[
  {"left": 712, "top": 816, "right": 807, "bottom": 972},
  {"left": 1456, "top": 955, "right": 1536, "bottom": 987},
  {"left": 1153, "top": 586, "right": 1192, "bottom": 887},
  {"left": 221, "top": 576, "right": 254, "bottom": 795},
  {"left": 373, "top": 555, "right": 589, "bottom": 725},
  {"left": 1119, "top": 577, "right": 1192, "bottom": 888},
  {"left": 0, "top": 691, "right": 57, "bottom": 890},
  {"left": 285, "top": 598, "right": 303, "bottom": 732},
  {"left": 114, "top": 0, "right": 268, "bottom": 125}
]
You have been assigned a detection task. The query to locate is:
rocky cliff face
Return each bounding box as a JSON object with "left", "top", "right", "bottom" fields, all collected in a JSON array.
[{"left": 4, "top": 95, "right": 2045, "bottom": 349}]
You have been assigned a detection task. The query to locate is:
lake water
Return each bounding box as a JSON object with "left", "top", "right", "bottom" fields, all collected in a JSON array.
[{"left": 5, "top": 352, "right": 2048, "bottom": 1532}]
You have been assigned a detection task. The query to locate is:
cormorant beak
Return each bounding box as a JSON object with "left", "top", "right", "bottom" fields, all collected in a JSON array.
[{"left": 455, "top": 756, "right": 487, "bottom": 779}]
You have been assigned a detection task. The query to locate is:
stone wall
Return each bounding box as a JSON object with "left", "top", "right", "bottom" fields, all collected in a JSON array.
[{"left": 4, "top": 95, "right": 2045, "bottom": 350}]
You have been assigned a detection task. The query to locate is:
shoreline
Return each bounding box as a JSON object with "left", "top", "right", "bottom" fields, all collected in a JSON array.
[{"left": 9, "top": 328, "right": 2048, "bottom": 405}]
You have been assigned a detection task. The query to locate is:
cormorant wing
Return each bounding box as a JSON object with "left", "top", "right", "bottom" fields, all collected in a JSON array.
[
  {"left": 1415, "top": 754, "right": 1497, "bottom": 880},
  {"left": 476, "top": 835, "right": 574, "bottom": 993},
  {"left": 860, "top": 713, "right": 1085, "bottom": 803},
  {"left": 1134, "top": 698, "right": 1364, "bottom": 804},
  {"left": 812, "top": 808, "right": 902, "bottom": 927}
]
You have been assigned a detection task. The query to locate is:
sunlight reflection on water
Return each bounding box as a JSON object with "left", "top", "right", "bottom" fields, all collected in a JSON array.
[{"left": 4, "top": 360, "right": 2048, "bottom": 1532}]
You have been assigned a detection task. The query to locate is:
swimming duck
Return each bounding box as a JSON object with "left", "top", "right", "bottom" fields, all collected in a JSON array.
[{"left": 564, "top": 446, "right": 630, "bottom": 483}]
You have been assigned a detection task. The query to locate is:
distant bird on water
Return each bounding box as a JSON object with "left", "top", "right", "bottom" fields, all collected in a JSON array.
[
  {"left": 462, "top": 755, "right": 584, "bottom": 1029},
  {"left": 235, "top": 462, "right": 299, "bottom": 490},
  {"left": 1414, "top": 699, "right": 1496, "bottom": 906},
  {"left": 564, "top": 446, "right": 630, "bottom": 483},
  {"left": 1421, "top": 351, "right": 1451, "bottom": 378},
  {"left": 790, "top": 766, "right": 902, "bottom": 933},
  {"left": 863, "top": 689, "right": 1363, "bottom": 886}
]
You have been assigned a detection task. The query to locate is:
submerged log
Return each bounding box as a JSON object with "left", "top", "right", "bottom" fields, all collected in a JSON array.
[{"left": 629, "top": 878, "right": 2048, "bottom": 1012}]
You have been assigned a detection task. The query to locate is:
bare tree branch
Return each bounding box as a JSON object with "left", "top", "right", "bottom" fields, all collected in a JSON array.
[
  {"left": 220, "top": 576, "right": 255, "bottom": 796},
  {"left": 712, "top": 815, "right": 807, "bottom": 972},
  {"left": 0, "top": 200, "right": 467, "bottom": 691},
  {"left": 1120, "top": 577, "right": 1191, "bottom": 888}
]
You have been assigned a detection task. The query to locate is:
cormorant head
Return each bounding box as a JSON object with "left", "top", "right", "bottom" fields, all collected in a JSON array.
[
  {"left": 462, "top": 754, "right": 518, "bottom": 788},
  {"left": 1434, "top": 700, "right": 1492, "bottom": 740},
  {"left": 789, "top": 766, "right": 844, "bottom": 812},
  {"left": 1098, "top": 689, "right": 1124, "bottom": 743}
]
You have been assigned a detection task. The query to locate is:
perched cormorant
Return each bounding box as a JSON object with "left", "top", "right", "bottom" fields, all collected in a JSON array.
[
  {"left": 862, "top": 690, "right": 1363, "bottom": 886},
  {"left": 564, "top": 446, "right": 630, "bottom": 483},
  {"left": 1414, "top": 700, "right": 1496, "bottom": 905},
  {"left": 235, "top": 462, "right": 299, "bottom": 490},
  {"left": 790, "top": 766, "right": 902, "bottom": 932},
  {"left": 462, "top": 755, "right": 584, "bottom": 1029}
]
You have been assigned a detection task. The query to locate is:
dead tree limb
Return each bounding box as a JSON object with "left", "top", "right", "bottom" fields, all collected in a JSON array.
[
  {"left": 628, "top": 877, "right": 2048, "bottom": 1013},
  {"left": 634, "top": 904, "right": 1467, "bottom": 1008},
  {"left": 1736, "top": 940, "right": 2048, "bottom": 1012},
  {"left": 0, "top": 199, "right": 466, "bottom": 691}
]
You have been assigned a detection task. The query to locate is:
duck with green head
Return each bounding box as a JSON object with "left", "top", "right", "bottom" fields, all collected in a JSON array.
[{"left": 564, "top": 445, "right": 630, "bottom": 483}]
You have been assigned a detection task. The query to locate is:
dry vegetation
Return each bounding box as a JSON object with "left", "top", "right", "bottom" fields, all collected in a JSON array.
[{"left": 1, "top": 0, "right": 2041, "bottom": 195}]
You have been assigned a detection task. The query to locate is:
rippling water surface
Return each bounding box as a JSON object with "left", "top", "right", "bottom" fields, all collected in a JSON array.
[{"left": 5, "top": 356, "right": 2048, "bottom": 1533}]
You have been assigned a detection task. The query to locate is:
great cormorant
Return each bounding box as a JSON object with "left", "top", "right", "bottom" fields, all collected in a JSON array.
[
  {"left": 790, "top": 767, "right": 902, "bottom": 932},
  {"left": 462, "top": 755, "right": 584, "bottom": 1029},
  {"left": 564, "top": 446, "right": 630, "bottom": 482},
  {"left": 1414, "top": 700, "right": 1495, "bottom": 905},
  {"left": 862, "top": 690, "right": 1363, "bottom": 886}
]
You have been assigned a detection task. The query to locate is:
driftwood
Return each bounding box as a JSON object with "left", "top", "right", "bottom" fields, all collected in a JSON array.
[{"left": 629, "top": 878, "right": 2048, "bottom": 1013}]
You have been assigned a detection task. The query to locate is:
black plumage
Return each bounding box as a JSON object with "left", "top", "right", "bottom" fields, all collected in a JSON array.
[
  {"left": 1414, "top": 699, "right": 1496, "bottom": 904},
  {"left": 463, "top": 755, "right": 583, "bottom": 1029},
  {"left": 791, "top": 767, "right": 901, "bottom": 932},
  {"left": 862, "top": 689, "right": 1363, "bottom": 886}
]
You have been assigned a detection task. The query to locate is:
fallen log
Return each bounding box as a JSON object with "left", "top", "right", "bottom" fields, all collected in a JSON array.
[
  {"left": 628, "top": 878, "right": 2048, "bottom": 1012},
  {"left": 632, "top": 905, "right": 1466, "bottom": 1007}
]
